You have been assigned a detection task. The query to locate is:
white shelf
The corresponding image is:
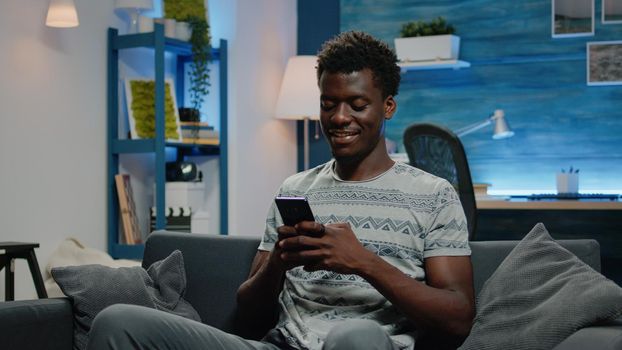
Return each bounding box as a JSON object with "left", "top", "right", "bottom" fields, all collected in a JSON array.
[{"left": 398, "top": 59, "right": 470, "bottom": 71}]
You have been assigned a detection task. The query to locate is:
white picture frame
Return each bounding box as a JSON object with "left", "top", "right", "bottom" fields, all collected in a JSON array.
[
  {"left": 124, "top": 78, "right": 182, "bottom": 142},
  {"left": 587, "top": 41, "right": 622, "bottom": 86},
  {"left": 552, "top": 0, "right": 595, "bottom": 38},
  {"left": 602, "top": 0, "right": 622, "bottom": 24}
]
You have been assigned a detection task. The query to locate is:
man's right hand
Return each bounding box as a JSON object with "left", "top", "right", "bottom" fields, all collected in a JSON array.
[{"left": 271, "top": 221, "right": 321, "bottom": 271}]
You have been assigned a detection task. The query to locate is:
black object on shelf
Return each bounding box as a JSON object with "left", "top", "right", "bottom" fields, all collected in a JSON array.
[{"left": 166, "top": 161, "right": 199, "bottom": 182}]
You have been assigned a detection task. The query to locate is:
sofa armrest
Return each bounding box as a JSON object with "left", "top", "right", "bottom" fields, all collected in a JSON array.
[
  {"left": 0, "top": 298, "right": 73, "bottom": 350},
  {"left": 553, "top": 319, "right": 622, "bottom": 350}
]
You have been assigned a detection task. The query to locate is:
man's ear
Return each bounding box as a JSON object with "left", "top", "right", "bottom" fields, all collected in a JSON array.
[{"left": 384, "top": 96, "right": 397, "bottom": 120}]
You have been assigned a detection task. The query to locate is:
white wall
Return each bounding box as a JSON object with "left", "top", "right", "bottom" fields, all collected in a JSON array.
[
  {"left": 221, "top": 0, "right": 298, "bottom": 236},
  {"left": 0, "top": 0, "right": 297, "bottom": 300}
]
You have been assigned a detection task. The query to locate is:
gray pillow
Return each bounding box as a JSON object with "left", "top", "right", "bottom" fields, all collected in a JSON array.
[
  {"left": 459, "top": 223, "right": 622, "bottom": 350},
  {"left": 52, "top": 250, "right": 200, "bottom": 350}
]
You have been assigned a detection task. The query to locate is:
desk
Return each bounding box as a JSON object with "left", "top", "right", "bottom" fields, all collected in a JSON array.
[
  {"left": 476, "top": 198, "right": 622, "bottom": 285},
  {"left": 476, "top": 197, "right": 622, "bottom": 210}
]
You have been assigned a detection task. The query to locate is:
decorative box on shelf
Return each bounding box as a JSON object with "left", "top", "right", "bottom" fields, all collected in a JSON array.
[
  {"left": 155, "top": 182, "right": 206, "bottom": 208},
  {"left": 150, "top": 207, "right": 192, "bottom": 233}
]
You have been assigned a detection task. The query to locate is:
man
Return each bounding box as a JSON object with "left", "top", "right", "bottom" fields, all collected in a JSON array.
[
  {"left": 237, "top": 31, "right": 474, "bottom": 350},
  {"left": 88, "top": 31, "right": 474, "bottom": 350}
]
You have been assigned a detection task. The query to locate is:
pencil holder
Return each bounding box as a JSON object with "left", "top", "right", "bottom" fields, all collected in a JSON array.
[{"left": 556, "top": 173, "right": 579, "bottom": 194}]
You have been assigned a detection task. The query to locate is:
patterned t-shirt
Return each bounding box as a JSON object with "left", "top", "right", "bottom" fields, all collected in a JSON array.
[{"left": 258, "top": 160, "right": 470, "bottom": 350}]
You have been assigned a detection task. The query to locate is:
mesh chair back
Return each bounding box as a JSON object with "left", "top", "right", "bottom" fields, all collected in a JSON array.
[{"left": 403, "top": 123, "right": 477, "bottom": 239}]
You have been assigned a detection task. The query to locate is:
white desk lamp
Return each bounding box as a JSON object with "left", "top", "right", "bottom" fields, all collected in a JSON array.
[
  {"left": 46, "top": 0, "right": 79, "bottom": 28},
  {"left": 455, "top": 109, "right": 515, "bottom": 139},
  {"left": 275, "top": 56, "right": 321, "bottom": 170},
  {"left": 115, "top": 0, "right": 154, "bottom": 34}
]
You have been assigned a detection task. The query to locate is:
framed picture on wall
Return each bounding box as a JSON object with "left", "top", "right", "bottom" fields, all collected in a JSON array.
[
  {"left": 602, "top": 0, "right": 622, "bottom": 24},
  {"left": 124, "top": 78, "right": 182, "bottom": 141},
  {"left": 552, "top": 0, "right": 594, "bottom": 38},
  {"left": 587, "top": 41, "right": 622, "bottom": 86}
]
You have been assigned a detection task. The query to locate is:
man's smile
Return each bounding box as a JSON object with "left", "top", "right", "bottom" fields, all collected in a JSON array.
[{"left": 328, "top": 129, "right": 360, "bottom": 145}]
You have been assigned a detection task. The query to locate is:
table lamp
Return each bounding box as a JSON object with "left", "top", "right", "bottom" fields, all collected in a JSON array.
[
  {"left": 115, "top": 0, "right": 154, "bottom": 34},
  {"left": 275, "top": 56, "right": 321, "bottom": 170},
  {"left": 455, "top": 109, "right": 515, "bottom": 139},
  {"left": 45, "top": 0, "right": 79, "bottom": 28}
]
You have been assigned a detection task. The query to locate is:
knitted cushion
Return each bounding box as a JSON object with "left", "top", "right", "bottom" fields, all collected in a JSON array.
[
  {"left": 52, "top": 250, "right": 200, "bottom": 350},
  {"left": 460, "top": 223, "right": 622, "bottom": 350}
]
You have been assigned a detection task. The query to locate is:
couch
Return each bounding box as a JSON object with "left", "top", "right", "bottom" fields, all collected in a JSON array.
[{"left": 1, "top": 230, "right": 621, "bottom": 350}]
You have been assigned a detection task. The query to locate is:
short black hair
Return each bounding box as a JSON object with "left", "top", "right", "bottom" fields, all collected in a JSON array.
[{"left": 317, "top": 31, "right": 401, "bottom": 98}]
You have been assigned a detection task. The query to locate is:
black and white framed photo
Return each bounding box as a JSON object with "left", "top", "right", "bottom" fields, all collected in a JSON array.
[
  {"left": 602, "top": 0, "right": 622, "bottom": 24},
  {"left": 587, "top": 41, "right": 622, "bottom": 86},
  {"left": 552, "top": 0, "right": 595, "bottom": 38}
]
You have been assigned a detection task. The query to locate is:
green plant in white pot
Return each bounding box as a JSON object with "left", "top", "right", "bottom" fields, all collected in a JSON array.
[
  {"left": 163, "top": 0, "right": 211, "bottom": 120},
  {"left": 394, "top": 17, "right": 460, "bottom": 62}
]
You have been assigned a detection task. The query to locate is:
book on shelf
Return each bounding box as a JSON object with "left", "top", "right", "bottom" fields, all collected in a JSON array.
[
  {"left": 114, "top": 174, "right": 143, "bottom": 244},
  {"left": 181, "top": 137, "right": 220, "bottom": 145},
  {"left": 181, "top": 129, "right": 219, "bottom": 139},
  {"left": 180, "top": 121, "right": 214, "bottom": 130}
]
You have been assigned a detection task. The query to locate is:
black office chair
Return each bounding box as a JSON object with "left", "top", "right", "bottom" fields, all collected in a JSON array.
[{"left": 403, "top": 123, "right": 477, "bottom": 240}]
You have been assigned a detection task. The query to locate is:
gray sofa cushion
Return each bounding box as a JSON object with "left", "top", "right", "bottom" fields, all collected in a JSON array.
[
  {"left": 460, "top": 223, "right": 622, "bottom": 350},
  {"left": 52, "top": 250, "right": 200, "bottom": 350}
]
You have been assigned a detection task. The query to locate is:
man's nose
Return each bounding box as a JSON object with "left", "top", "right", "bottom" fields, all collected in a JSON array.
[{"left": 331, "top": 103, "right": 352, "bottom": 125}]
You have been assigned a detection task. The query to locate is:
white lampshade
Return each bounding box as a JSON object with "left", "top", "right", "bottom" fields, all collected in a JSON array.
[
  {"left": 46, "top": 0, "right": 79, "bottom": 28},
  {"left": 275, "top": 56, "right": 320, "bottom": 121},
  {"left": 115, "top": 0, "right": 153, "bottom": 10}
]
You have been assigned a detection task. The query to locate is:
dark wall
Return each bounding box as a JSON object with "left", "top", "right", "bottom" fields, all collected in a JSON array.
[{"left": 296, "top": 0, "right": 339, "bottom": 171}]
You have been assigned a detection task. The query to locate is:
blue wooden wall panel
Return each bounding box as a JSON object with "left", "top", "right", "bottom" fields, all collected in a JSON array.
[{"left": 341, "top": 0, "right": 622, "bottom": 192}]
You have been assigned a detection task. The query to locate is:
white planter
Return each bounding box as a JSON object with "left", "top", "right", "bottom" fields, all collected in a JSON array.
[
  {"left": 176, "top": 22, "right": 192, "bottom": 41},
  {"left": 394, "top": 34, "right": 460, "bottom": 62}
]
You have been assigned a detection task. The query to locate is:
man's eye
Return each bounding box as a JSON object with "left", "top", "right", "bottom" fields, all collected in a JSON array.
[
  {"left": 351, "top": 104, "right": 368, "bottom": 112},
  {"left": 321, "top": 102, "right": 335, "bottom": 111}
]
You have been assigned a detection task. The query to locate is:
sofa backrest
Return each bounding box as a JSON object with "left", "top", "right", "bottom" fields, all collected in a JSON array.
[
  {"left": 470, "top": 239, "right": 600, "bottom": 295},
  {"left": 144, "top": 231, "right": 261, "bottom": 334},
  {"left": 143, "top": 231, "right": 600, "bottom": 333}
]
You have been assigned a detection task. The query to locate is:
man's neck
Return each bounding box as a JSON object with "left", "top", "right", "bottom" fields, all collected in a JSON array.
[{"left": 334, "top": 152, "right": 395, "bottom": 181}]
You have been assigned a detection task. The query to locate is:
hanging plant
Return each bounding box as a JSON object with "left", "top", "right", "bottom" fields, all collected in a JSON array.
[
  {"left": 162, "top": 0, "right": 211, "bottom": 118},
  {"left": 187, "top": 16, "right": 211, "bottom": 113}
]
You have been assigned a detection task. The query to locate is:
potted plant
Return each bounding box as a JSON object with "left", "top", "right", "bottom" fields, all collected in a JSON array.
[
  {"left": 163, "top": 0, "right": 211, "bottom": 117},
  {"left": 394, "top": 17, "right": 460, "bottom": 62}
]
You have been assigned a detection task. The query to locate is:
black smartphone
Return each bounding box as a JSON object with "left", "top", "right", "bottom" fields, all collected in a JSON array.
[{"left": 275, "top": 196, "right": 315, "bottom": 226}]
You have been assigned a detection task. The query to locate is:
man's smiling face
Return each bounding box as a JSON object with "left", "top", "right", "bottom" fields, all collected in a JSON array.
[{"left": 319, "top": 68, "right": 395, "bottom": 164}]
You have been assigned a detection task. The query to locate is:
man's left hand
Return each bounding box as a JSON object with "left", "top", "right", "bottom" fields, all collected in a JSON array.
[{"left": 278, "top": 222, "right": 377, "bottom": 274}]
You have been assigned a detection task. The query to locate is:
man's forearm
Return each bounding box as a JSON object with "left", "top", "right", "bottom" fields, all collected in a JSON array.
[
  {"left": 358, "top": 254, "right": 474, "bottom": 339},
  {"left": 236, "top": 252, "right": 287, "bottom": 331}
]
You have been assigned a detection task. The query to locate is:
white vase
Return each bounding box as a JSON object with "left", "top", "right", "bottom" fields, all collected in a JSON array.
[
  {"left": 394, "top": 34, "right": 460, "bottom": 62},
  {"left": 176, "top": 22, "right": 192, "bottom": 41}
]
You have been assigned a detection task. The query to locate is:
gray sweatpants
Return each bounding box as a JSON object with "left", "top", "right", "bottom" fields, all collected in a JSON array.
[{"left": 87, "top": 304, "right": 399, "bottom": 350}]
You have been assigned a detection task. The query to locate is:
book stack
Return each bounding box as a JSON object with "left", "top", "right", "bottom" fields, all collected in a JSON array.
[
  {"left": 150, "top": 207, "right": 192, "bottom": 233},
  {"left": 180, "top": 121, "right": 219, "bottom": 145}
]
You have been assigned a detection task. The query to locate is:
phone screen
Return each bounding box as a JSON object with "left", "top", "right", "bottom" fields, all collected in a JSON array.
[{"left": 275, "top": 196, "right": 315, "bottom": 226}]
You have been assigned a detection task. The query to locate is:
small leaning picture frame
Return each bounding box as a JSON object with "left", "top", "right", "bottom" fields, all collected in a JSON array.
[
  {"left": 587, "top": 41, "right": 622, "bottom": 86},
  {"left": 124, "top": 78, "right": 182, "bottom": 142}
]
